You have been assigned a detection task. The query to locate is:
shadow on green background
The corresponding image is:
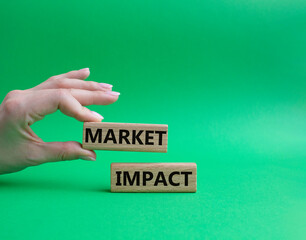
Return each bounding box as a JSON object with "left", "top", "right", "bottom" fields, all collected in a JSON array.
[{"left": 0, "top": 0, "right": 306, "bottom": 239}]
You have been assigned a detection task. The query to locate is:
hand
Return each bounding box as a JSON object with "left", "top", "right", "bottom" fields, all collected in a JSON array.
[{"left": 0, "top": 68, "right": 120, "bottom": 175}]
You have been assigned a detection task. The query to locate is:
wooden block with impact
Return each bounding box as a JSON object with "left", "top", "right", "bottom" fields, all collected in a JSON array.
[
  {"left": 111, "top": 163, "right": 197, "bottom": 192},
  {"left": 82, "top": 122, "right": 168, "bottom": 152}
]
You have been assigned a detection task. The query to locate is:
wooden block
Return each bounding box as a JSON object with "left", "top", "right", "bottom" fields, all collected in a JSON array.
[
  {"left": 82, "top": 122, "right": 168, "bottom": 152},
  {"left": 111, "top": 163, "right": 197, "bottom": 192}
]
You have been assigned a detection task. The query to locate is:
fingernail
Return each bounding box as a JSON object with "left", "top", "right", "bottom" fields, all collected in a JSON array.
[
  {"left": 106, "top": 91, "right": 120, "bottom": 96},
  {"left": 99, "top": 83, "right": 113, "bottom": 89},
  {"left": 80, "top": 156, "right": 96, "bottom": 161},
  {"left": 91, "top": 111, "right": 104, "bottom": 120},
  {"left": 80, "top": 68, "right": 89, "bottom": 71}
]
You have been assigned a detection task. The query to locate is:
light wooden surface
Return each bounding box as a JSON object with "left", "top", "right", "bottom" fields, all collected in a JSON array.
[
  {"left": 82, "top": 122, "right": 168, "bottom": 152},
  {"left": 111, "top": 163, "right": 197, "bottom": 192}
]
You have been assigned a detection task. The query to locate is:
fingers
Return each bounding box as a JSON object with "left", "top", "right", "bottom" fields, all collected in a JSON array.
[
  {"left": 24, "top": 88, "right": 120, "bottom": 123},
  {"left": 57, "top": 91, "right": 101, "bottom": 122},
  {"left": 3, "top": 87, "right": 120, "bottom": 124},
  {"left": 50, "top": 89, "right": 106, "bottom": 122},
  {"left": 36, "top": 78, "right": 113, "bottom": 91},
  {"left": 61, "top": 68, "right": 90, "bottom": 80},
  {"left": 37, "top": 141, "right": 96, "bottom": 164},
  {"left": 22, "top": 89, "right": 104, "bottom": 123},
  {"left": 70, "top": 89, "right": 120, "bottom": 106},
  {"left": 54, "top": 79, "right": 113, "bottom": 91},
  {"left": 33, "top": 68, "right": 113, "bottom": 92}
]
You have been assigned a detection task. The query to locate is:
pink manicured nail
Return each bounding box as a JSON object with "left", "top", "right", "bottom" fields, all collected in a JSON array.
[
  {"left": 99, "top": 83, "right": 113, "bottom": 89},
  {"left": 80, "top": 68, "right": 89, "bottom": 71},
  {"left": 80, "top": 156, "right": 96, "bottom": 161},
  {"left": 91, "top": 111, "right": 104, "bottom": 119},
  {"left": 106, "top": 91, "right": 120, "bottom": 96}
]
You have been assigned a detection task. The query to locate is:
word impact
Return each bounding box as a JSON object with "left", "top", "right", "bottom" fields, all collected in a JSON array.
[
  {"left": 115, "top": 171, "right": 192, "bottom": 186},
  {"left": 82, "top": 122, "right": 168, "bottom": 152},
  {"left": 111, "top": 163, "right": 197, "bottom": 192}
]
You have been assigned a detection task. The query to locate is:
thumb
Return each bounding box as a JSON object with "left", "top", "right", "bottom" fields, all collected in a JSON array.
[{"left": 38, "top": 141, "right": 96, "bottom": 164}]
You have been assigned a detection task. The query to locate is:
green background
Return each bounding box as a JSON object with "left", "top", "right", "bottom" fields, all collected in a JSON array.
[{"left": 1, "top": 0, "right": 306, "bottom": 239}]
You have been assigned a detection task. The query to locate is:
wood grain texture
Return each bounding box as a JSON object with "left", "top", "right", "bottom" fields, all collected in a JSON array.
[
  {"left": 111, "top": 163, "right": 197, "bottom": 192},
  {"left": 82, "top": 122, "right": 168, "bottom": 152}
]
